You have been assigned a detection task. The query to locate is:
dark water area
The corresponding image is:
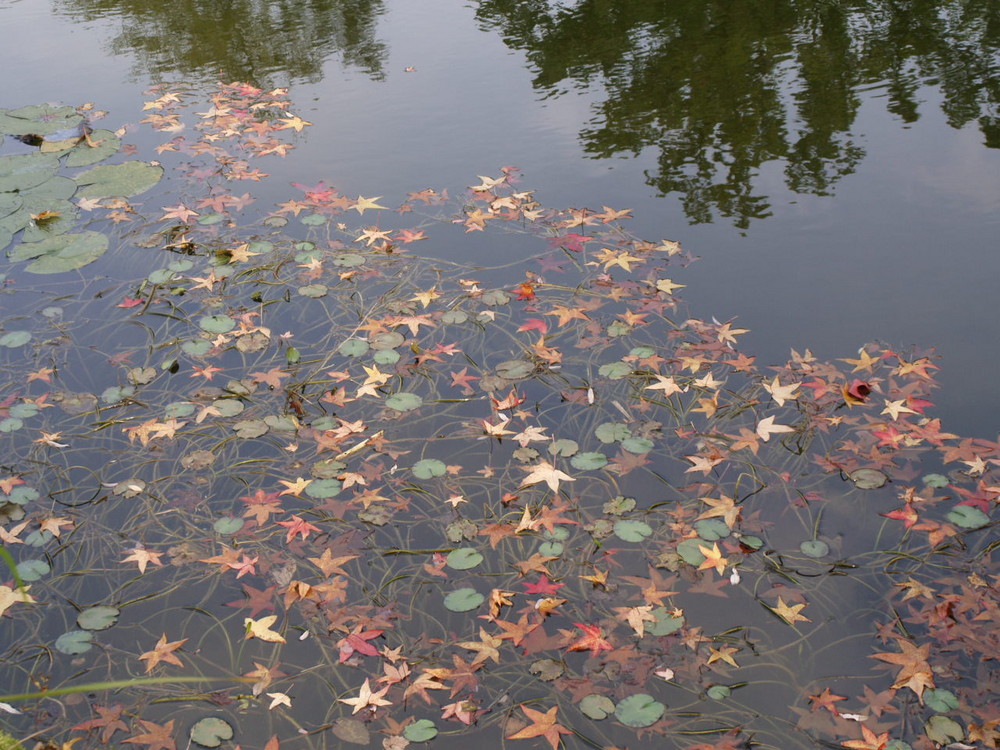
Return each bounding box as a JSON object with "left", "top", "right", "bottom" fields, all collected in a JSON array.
[{"left": 3, "top": 0, "right": 998, "bottom": 440}]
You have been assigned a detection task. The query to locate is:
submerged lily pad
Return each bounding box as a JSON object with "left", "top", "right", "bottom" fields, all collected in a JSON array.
[
  {"left": 55, "top": 630, "right": 93, "bottom": 655},
  {"left": 614, "top": 519, "right": 653, "bottom": 542},
  {"left": 402, "top": 719, "right": 438, "bottom": 742},
  {"left": 0, "top": 331, "right": 31, "bottom": 348},
  {"left": 412, "top": 459, "right": 446, "bottom": 479},
  {"left": 77, "top": 606, "right": 120, "bottom": 631},
  {"left": 385, "top": 392, "right": 422, "bottom": 412},
  {"left": 946, "top": 504, "right": 990, "bottom": 529},
  {"left": 800, "top": 540, "right": 830, "bottom": 558},
  {"left": 443, "top": 587, "right": 484, "bottom": 612},
  {"left": 614, "top": 693, "right": 665, "bottom": 728},
  {"left": 580, "top": 693, "right": 616, "bottom": 720},
  {"left": 75, "top": 161, "right": 163, "bottom": 199},
  {"left": 190, "top": 717, "right": 234, "bottom": 748},
  {"left": 8, "top": 231, "right": 108, "bottom": 273}
]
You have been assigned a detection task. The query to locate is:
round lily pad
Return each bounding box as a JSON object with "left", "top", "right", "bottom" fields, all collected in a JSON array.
[
  {"left": 8, "top": 231, "right": 109, "bottom": 273},
  {"left": 595, "top": 422, "right": 631, "bottom": 443},
  {"left": 614, "top": 693, "right": 665, "bottom": 728},
  {"left": 614, "top": 519, "right": 653, "bottom": 543},
  {"left": 16, "top": 559, "right": 50, "bottom": 581},
  {"left": 800, "top": 540, "right": 830, "bottom": 558},
  {"left": 921, "top": 473, "right": 949, "bottom": 488},
  {"left": 570, "top": 452, "right": 607, "bottom": 470},
  {"left": 548, "top": 439, "right": 579, "bottom": 457},
  {"left": 707, "top": 685, "right": 731, "bottom": 700},
  {"left": 232, "top": 419, "right": 268, "bottom": 439},
  {"left": 443, "top": 588, "right": 484, "bottom": 612},
  {"left": 677, "top": 538, "right": 707, "bottom": 566},
  {"left": 695, "top": 518, "right": 731, "bottom": 541},
  {"left": 213, "top": 517, "right": 245, "bottom": 535},
  {"left": 403, "top": 719, "right": 438, "bottom": 742},
  {"left": 55, "top": 630, "right": 93, "bottom": 655},
  {"left": 305, "top": 478, "right": 341, "bottom": 499},
  {"left": 946, "top": 504, "right": 990, "bottom": 529},
  {"left": 338, "top": 339, "right": 368, "bottom": 356},
  {"left": 849, "top": 468, "right": 887, "bottom": 489},
  {"left": 0, "top": 331, "right": 31, "bottom": 348},
  {"left": 647, "top": 607, "right": 685, "bottom": 636},
  {"left": 190, "top": 717, "right": 234, "bottom": 748},
  {"left": 579, "top": 694, "right": 616, "bottom": 720},
  {"left": 446, "top": 548, "right": 484, "bottom": 570},
  {"left": 64, "top": 129, "right": 121, "bottom": 167},
  {"left": 77, "top": 606, "right": 120, "bottom": 631},
  {"left": 385, "top": 392, "right": 422, "bottom": 412},
  {"left": 923, "top": 688, "right": 959, "bottom": 713},
  {"left": 495, "top": 359, "right": 534, "bottom": 380},
  {"left": 75, "top": 161, "right": 163, "bottom": 199},
  {"left": 412, "top": 459, "right": 446, "bottom": 479},
  {"left": 199, "top": 315, "right": 236, "bottom": 334},
  {"left": 621, "top": 437, "right": 654, "bottom": 454},
  {"left": 598, "top": 361, "right": 631, "bottom": 379}
]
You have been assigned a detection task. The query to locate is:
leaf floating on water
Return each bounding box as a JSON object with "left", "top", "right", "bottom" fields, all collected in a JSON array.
[
  {"left": 849, "top": 468, "right": 888, "bottom": 489},
  {"left": 7, "top": 231, "right": 108, "bottom": 273},
  {"left": 75, "top": 161, "right": 163, "bottom": 198},
  {"left": 189, "top": 717, "right": 234, "bottom": 748}
]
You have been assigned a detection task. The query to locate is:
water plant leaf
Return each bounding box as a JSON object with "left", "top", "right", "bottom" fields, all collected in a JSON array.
[
  {"left": 621, "top": 436, "right": 654, "bottom": 454},
  {"left": 77, "top": 606, "right": 120, "bottom": 631},
  {"left": 800, "top": 540, "right": 830, "bottom": 558},
  {"left": 64, "top": 129, "right": 121, "bottom": 167},
  {"left": 614, "top": 693, "right": 665, "bottom": 728},
  {"left": 8, "top": 231, "right": 109, "bottom": 273},
  {"left": 402, "top": 718, "right": 438, "bottom": 742},
  {"left": 923, "top": 688, "right": 959, "bottom": 713},
  {"left": 923, "top": 715, "right": 964, "bottom": 745},
  {"left": 198, "top": 315, "right": 236, "bottom": 334},
  {"left": 646, "top": 608, "right": 685, "bottom": 636},
  {"left": 74, "top": 161, "right": 163, "bottom": 198},
  {"left": 190, "top": 717, "right": 234, "bottom": 748},
  {"left": 338, "top": 339, "right": 368, "bottom": 356},
  {"left": 15, "top": 559, "right": 49, "bottom": 581},
  {"left": 676, "top": 538, "right": 707, "bottom": 566},
  {"left": 495, "top": 359, "right": 534, "bottom": 380},
  {"left": 331, "top": 718, "right": 370, "bottom": 744},
  {"left": 412, "top": 459, "right": 446, "bottom": 479},
  {"left": 946, "top": 504, "right": 989, "bottom": 529},
  {"left": 570, "top": 452, "right": 607, "bottom": 470},
  {"left": 0, "top": 152, "right": 60, "bottom": 192},
  {"left": 595, "top": 422, "right": 631, "bottom": 443},
  {"left": 694, "top": 518, "right": 730, "bottom": 541},
  {"left": 444, "top": 588, "right": 484, "bottom": 612},
  {"left": 579, "top": 694, "right": 616, "bottom": 720},
  {"left": 613, "top": 519, "right": 653, "bottom": 542},
  {"left": 707, "top": 684, "right": 731, "bottom": 700},
  {"left": 0, "top": 331, "right": 31, "bottom": 348},
  {"left": 55, "top": 630, "right": 93, "bottom": 655},
  {"left": 849, "top": 468, "right": 888, "bottom": 489},
  {"left": 447, "top": 547, "right": 484, "bottom": 570},
  {"left": 385, "top": 392, "right": 422, "bottom": 411}
]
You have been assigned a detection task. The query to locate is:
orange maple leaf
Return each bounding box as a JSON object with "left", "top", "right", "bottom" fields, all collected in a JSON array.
[{"left": 506, "top": 704, "right": 573, "bottom": 750}]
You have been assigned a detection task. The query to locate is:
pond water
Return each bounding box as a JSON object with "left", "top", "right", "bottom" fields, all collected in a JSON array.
[
  {"left": 1, "top": 2, "right": 999, "bottom": 750},
  {"left": 3, "top": 0, "right": 999, "bottom": 438}
]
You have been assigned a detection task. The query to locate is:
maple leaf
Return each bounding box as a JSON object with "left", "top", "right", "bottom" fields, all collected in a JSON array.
[
  {"left": 521, "top": 460, "right": 575, "bottom": 493},
  {"left": 697, "top": 542, "right": 729, "bottom": 575},
  {"left": 756, "top": 415, "right": 795, "bottom": 441},
  {"left": 160, "top": 203, "right": 199, "bottom": 222},
  {"left": 308, "top": 549, "right": 357, "bottom": 577},
  {"left": 707, "top": 644, "right": 740, "bottom": 668},
  {"left": 337, "top": 625, "right": 384, "bottom": 662},
  {"left": 350, "top": 195, "right": 388, "bottom": 214},
  {"left": 121, "top": 545, "right": 165, "bottom": 574},
  {"left": 123, "top": 719, "right": 176, "bottom": 750},
  {"left": 521, "top": 574, "right": 564, "bottom": 595},
  {"left": 458, "top": 628, "right": 502, "bottom": 665},
  {"left": 809, "top": 687, "right": 847, "bottom": 714},
  {"left": 493, "top": 614, "right": 539, "bottom": 646},
  {"left": 841, "top": 724, "right": 889, "bottom": 750},
  {"left": 565, "top": 622, "right": 612, "bottom": 657},
  {"left": 506, "top": 704, "right": 573, "bottom": 750},
  {"left": 871, "top": 638, "right": 934, "bottom": 701},
  {"left": 138, "top": 634, "right": 187, "bottom": 673},
  {"left": 73, "top": 703, "right": 129, "bottom": 743},
  {"left": 245, "top": 615, "right": 287, "bottom": 643},
  {"left": 0, "top": 584, "right": 36, "bottom": 617},
  {"left": 276, "top": 514, "right": 321, "bottom": 543},
  {"left": 339, "top": 678, "right": 392, "bottom": 714},
  {"left": 763, "top": 375, "right": 801, "bottom": 406},
  {"left": 613, "top": 605, "right": 656, "bottom": 637},
  {"left": 770, "top": 597, "right": 812, "bottom": 625}
]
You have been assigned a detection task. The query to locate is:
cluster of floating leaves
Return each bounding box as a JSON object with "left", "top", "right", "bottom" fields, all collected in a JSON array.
[{"left": 0, "top": 84, "right": 996, "bottom": 750}]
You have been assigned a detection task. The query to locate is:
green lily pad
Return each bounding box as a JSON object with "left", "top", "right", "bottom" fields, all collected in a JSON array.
[
  {"left": 55, "top": 630, "right": 93, "bottom": 655},
  {"left": 232, "top": 419, "right": 268, "bottom": 438},
  {"left": 922, "top": 473, "right": 949, "bottom": 488},
  {"left": 597, "top": 361, "right": 631, "bottom": 380},
  {"left": 182, "top": 339, "right": 213, "bottom": 356},
  {"left": 402, "top": 719, "right": 438, "bottom": 742},
  {"left": 946, "top": 504, "right": 990, "bottom": 529},
  {"left": 647, "top": 607, "right": 685, "bottom": 636},
  {"left": 529, "top": 658, "right": 565, "bottom": 681},
  {"left": 924, "top": 715, "right": 964, "bottom": 745},
  {"left": 385, "top": 392, "right": 423, "bottom": 412},
  {"left": 495, "top": 359, "right": 534, "bottom": 380},
  {"left": 373, "top": 349, "right": 400, "bottom": 365},
  {"left": 0, "top": 418, "right": 23, "bottom": 433},
  {"left": 447, "top": 548, "right": 484, "bottom": 570},
  {"left": 8, "top": 231, "right": 109, "bottom": 273},
  {"left": 621, "top": 437, "right": 655, "bottom": 454},
  {"left": 77, "top": 606, "right": 120, "bottom": 631},
  {"left": 412, "top": 459, "right": 446, "bottom": 479},
  {"left": 64, "top": 129, "right": 121, "bottom": 167},
  {"left": 595, "top": 422, "right": 631, "bottom": 443},
  {"left": 75, "top": 161, "right": 163, "bottom": 199},
  {"left": 579, "top": 694, "right": 616, "bottom": 720},
  {"left": 16, "top": 559, "right": 50, "bottom": 581},
  {"left": 300, "top": 212, "right": 327, "bottom": 226},
  {"left": 0, "top": 152, "right": 59, "bottom": 192},
  {"left": 443, "top": 587, "right": 484, "bottom": 612},
  {"left": 614, "top": 693, "right": 664, "bottom": 728},
  {"left": 199, "top": 315, "right": 236, "bottom": 334},
  {"left": 0, "top": 331, "right": 31, "bottom": 348},
  {"left": 707, "top": 685, "right": 731, "bottom": 700},
  {"left": 849, "top": 468, "right": 888, "bottom": 489},
  {"left": 190, "top": 717, "right": 234, "bottom": 748},
  {"left": 548, "top": 439, "right": 579, "bottom": 457},
  {"left": 264, "top": 415, "right": 298, "bottom": 432},
  {"left": 6, "top": 486, "right": 39, "bottom": 506},
  {"left": 614, "top": 519, "right": 653, "bottom": 543},
  {"left": 481, "top": 289, "right": 510, "bottom": 306},
  {"left": 338, "top": 339, "right": 369, "bottom": 356},
  {"left": 332, "top": 253, "right": 365, "bottom": 267},
  {"left": 305, "top": 479, "right": 342, "bottom": 499},
  {"left": 923, "top": 688, "right": 959, "bottom": 713},
  {"left": 570, "top": 452, "right": 607, "bottom": 470},
  {"left": 695, "top": 518, "right": 731, "bottom": 541},
  {"left": 677, "top": 538, "right": 707, "bottom": 566},
  {"left": 370, "top": 331, "right": 404, "bottom": 350},
  {"left": 800, "top": 540, "right": 830, "bottom": 558},
  {"left": 213, "top": 517, "right": 245, "bottom": 535},
  {"left": 0, "top": 105, "right": 82, "bottom": 136},
  {"left": 101, "top": 385, "right": 135, "bottom": 404}
]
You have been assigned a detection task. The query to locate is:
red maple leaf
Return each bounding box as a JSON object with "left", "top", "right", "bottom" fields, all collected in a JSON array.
[
  {"left": 338, "top": 626, "right": 384, "bottom": 662},
  {"left": 565, "top": 622, "right": 612, "bottom": 657},
  {"left": 521, "top": 574, "right": 564, "bottom": 595}
]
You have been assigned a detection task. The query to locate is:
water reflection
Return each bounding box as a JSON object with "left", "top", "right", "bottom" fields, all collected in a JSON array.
[
  {"left": 473, "top": 0, "right": 1000, "bottom": 227},
  {"left": 52, "top": 0, "right": 388, "bottom": 84}
]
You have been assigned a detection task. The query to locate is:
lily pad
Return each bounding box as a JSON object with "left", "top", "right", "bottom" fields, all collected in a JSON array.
[
  {"left": 304, "top": 478, "right": 341, "bottom": 499},
  {"left": 548, "top": 438, "right": 579, "bottom": 457},
  {"left": 946, "top": 504, "right": 990, "bottom": 529},
  {"left": 849, "top": 468, "right": 888, "bottom": 489},
  {"left": 443, "top": 587, "right": 484, "bottom": 612},
  {"left": 0, "top": 331, "right": 31, "bottom": 348},
  {"left": 402, "top": 719, "right": 438, "bottom": 743},
  {"left": 621, "top": 437, "right": 655, "bottom": 454},
  {"left": 579, "top": 693, "right": 616, "bottom": 720},
  {"left": 800, "top": 540, "right": 830, "bottom": 558},
  {"left": 213, "top": 517, "right": 244, "bottom": 535},
  {"left": 0, "top": 152, "right": 59, "bottom": 192},
  {"left": 677, "top": 538, "right": 707, "bottom": 566},
  {"left": 529, "top": 658, "right": 564, "bottom": 681},
  {"left": 447, "top": 547, "right": 484, "bottom": 570},
  {"left": 598, "top": 361, "right": 631, "bottom": 379},
  {"left": 0, "top": 105, "right": 82, "bottom": 136},
  {"left": 707, "top": 685, "right": 731, "bottom": 700},
  {"left": 232, "top": 419, "right": 268, "bottom": 438},
  {"left": 16, "top": 559, "right": 49, "bottom": 581},
  {"left": 595, "top": 422, "right": 631, "bottom": 443},
  {"left": 412, "top": 459, "right": 446, "bottom": 479},
  {"left": 924, "top": 716, "right": 964, "bottom": 745},
  {"left": 614, "top": 519, "right": 653, "bottom": 542},
  {"left": 695, "top": 518, "right": 730, "bottom": 541},
  {"left": 64, "top": 129, "right": 121, "bottom": 167},
  {"left": 647, "top": 607, "right": 685, "bottom": 636},
  {"left": 385, "top": 392, "right": 423, "bottom": 412},
  {"left": 75, "top": 161, "right": 163, "bottom": 199},
  {"left": 332, "top": 718, "right": 370, "bottom": 745},
  {"left": 495, "top": 359, "right": 534, "bottom": 380},
  {"left": 199, "top": 315, "right": 236, "bottom": 334},
  {"left": 55, "top": 630, "right": 93, "bottom": 655},
  {"left": 8, "top": 231, "right": 108, "bottom": 273},
  {"left": 77, "top": 606, "right": 120, "bottom": 631},
  {"left": 190, "top": 717, "right": 234, "bottom": 748},
  {"left": 338, "top": 339, "right": 368, "bottom": 357},
  {"left": 923, "top": 688, "right": 959, "bottom": 713},
  {"left": 614, "top": 693, "right": 665, "bottom": 728},
  {"left": 570, "top": 452, "right": 607, "bottom": 470}
]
